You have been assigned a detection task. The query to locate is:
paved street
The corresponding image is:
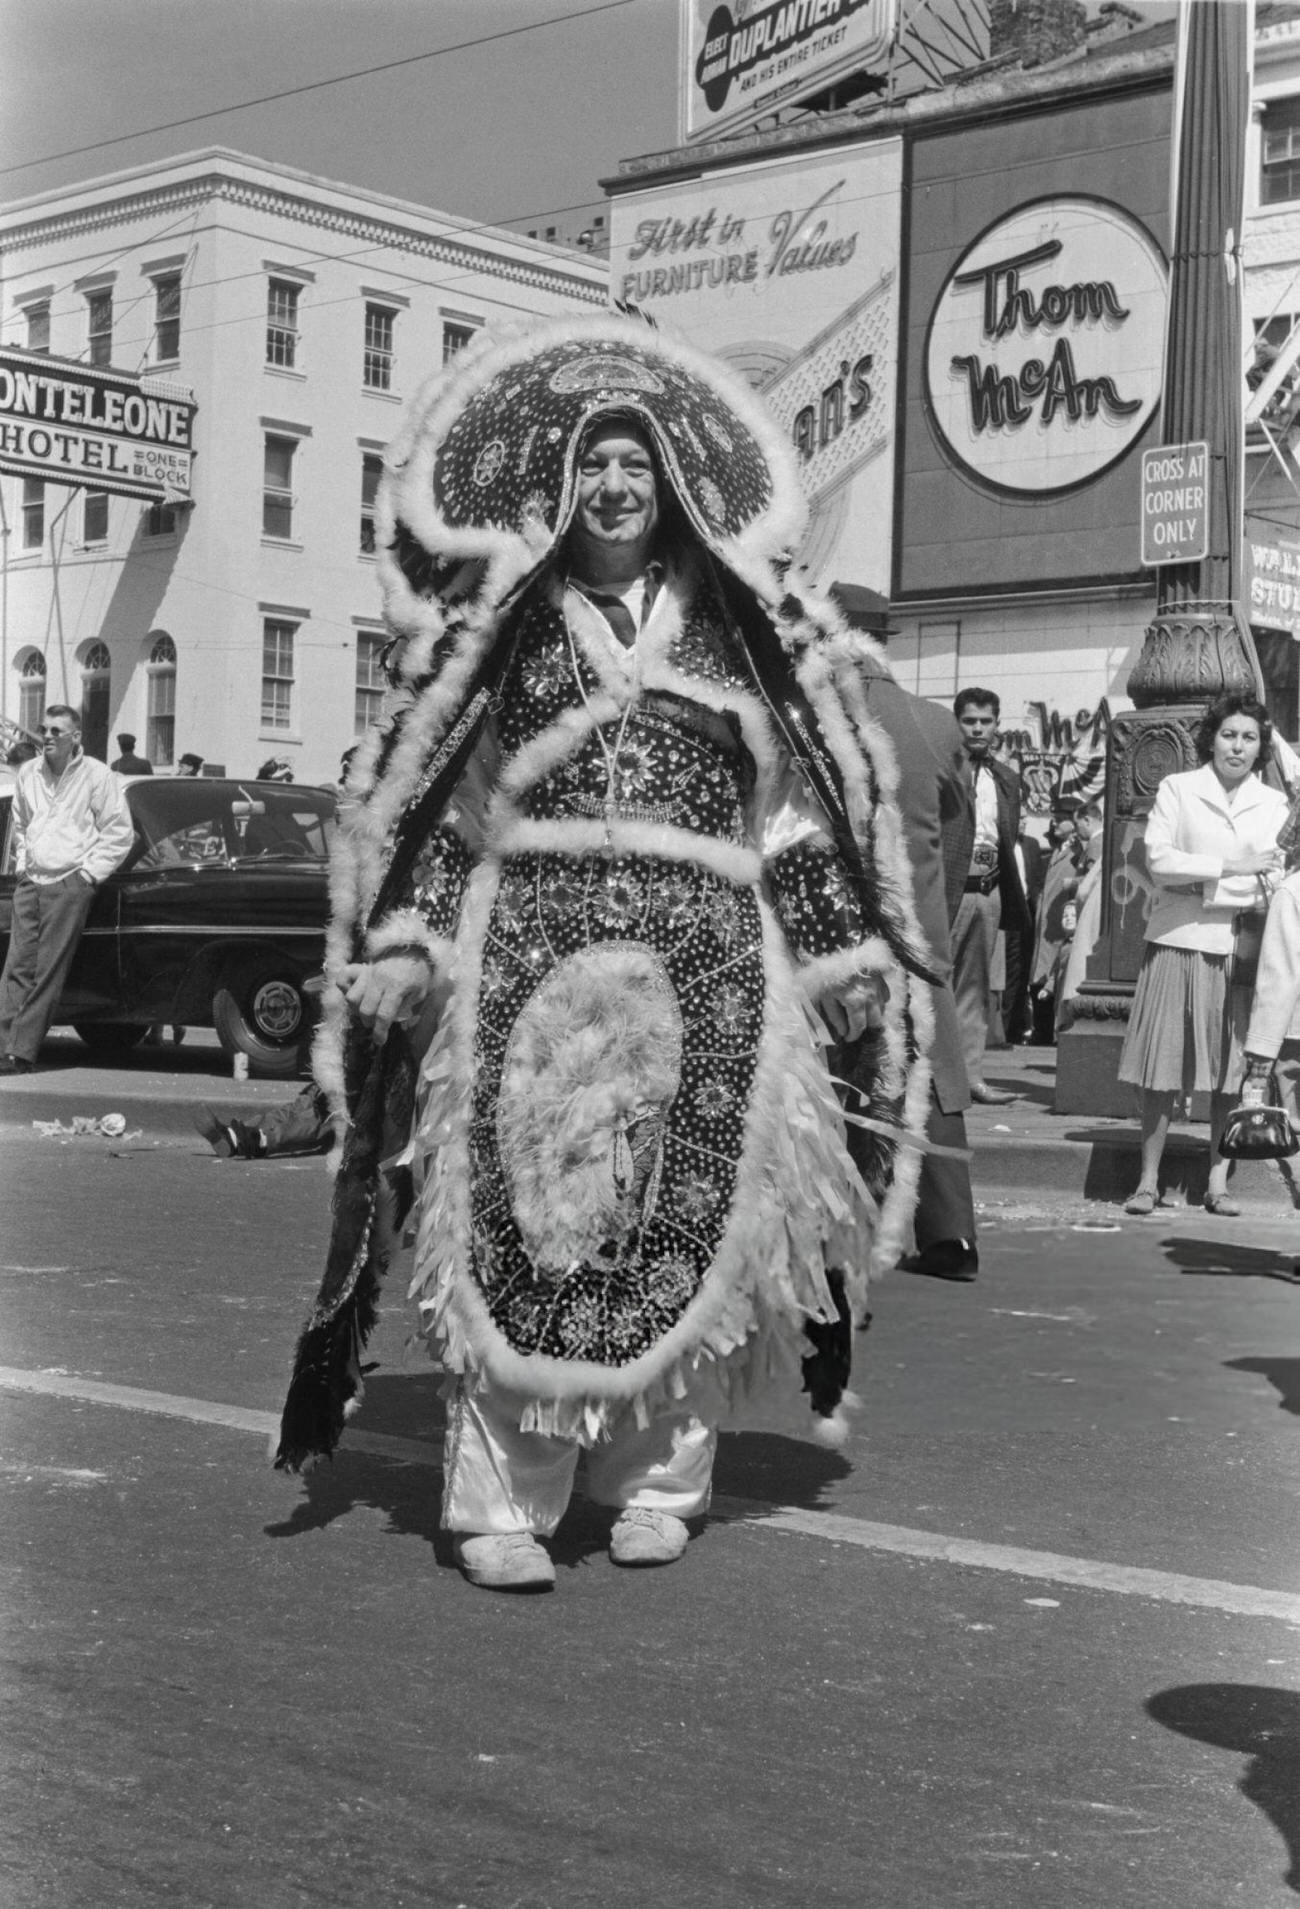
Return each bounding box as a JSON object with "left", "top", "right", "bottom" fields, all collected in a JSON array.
[{"left": 3, "top": 1039, "right": 1300, "bottom": 1908}]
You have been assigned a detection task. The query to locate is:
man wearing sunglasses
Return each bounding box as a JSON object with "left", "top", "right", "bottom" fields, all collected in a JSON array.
[{"left": 0, "top": 704, "right": 133, "bottom": 1074}]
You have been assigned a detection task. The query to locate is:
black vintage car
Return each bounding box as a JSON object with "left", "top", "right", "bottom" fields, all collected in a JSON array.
[{"left": 0, "top": 775, "right": 335, "bottom": 1075}]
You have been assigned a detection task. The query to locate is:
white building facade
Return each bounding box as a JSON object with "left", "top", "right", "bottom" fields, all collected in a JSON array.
[{"left": 0, "top": 149, "right": 606, "bottom": 779}]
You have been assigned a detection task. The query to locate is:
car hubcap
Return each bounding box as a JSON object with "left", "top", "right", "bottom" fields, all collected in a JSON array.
[{"left": 250, "top": 978, "right": 302, "bottom": 1041}]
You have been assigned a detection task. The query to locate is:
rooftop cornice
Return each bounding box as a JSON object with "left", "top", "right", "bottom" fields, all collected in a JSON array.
[
  {"left": 603, "top": 40, "right": 1176, "bottom": 194},
  {"left": 0, "top": 164, "right": 607, "bottom": 305}
]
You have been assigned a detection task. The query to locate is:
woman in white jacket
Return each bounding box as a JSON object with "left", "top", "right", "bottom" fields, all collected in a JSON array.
[{"left": 1119, "top": 693, "right": 1286, "bottom": 1215}]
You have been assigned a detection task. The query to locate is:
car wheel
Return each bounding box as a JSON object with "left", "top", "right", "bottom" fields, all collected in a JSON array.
[
  {"left": 73, "top": 1022, "right": 150, "bottom": 1056},
  {"left": 213, "top": 957, "right": 309, "bottom": 1078}
]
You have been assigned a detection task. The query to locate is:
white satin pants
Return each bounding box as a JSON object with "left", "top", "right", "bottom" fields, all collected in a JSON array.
[{"left": 441, "top": 1381, "right": 717, "bottom": 1536}]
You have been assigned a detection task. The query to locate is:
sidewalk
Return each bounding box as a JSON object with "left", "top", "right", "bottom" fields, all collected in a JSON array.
[
  {"left": 2, "top": 1029, "right": 1297, "bottom": 1224},
  {"left": 0, "top": 1029, "right": 301, "bottom": 1137},
  {"left": 968, "top": 1042, "right": 1300, "bottom": 1218}
]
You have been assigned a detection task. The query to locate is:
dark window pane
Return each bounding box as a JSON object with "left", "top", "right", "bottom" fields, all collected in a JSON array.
[{"left": 83, "top": 492, "right": 109, "bottom": 542}]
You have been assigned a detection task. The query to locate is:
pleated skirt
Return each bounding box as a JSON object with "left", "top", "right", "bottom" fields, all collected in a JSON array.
[{"left": 1117, "top": 943, "right": 1247, "bottom": 1096}]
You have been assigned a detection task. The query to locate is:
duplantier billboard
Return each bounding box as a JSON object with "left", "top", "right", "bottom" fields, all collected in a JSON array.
[
  {"left": 680, "top": 0, "right": 896, "bottom": 144},
  {"left": 895, "top": 86, "right": 1173, "bottom": 599},
  {"left": 609, "top": 141, "right": 903, "bottom": 588}
]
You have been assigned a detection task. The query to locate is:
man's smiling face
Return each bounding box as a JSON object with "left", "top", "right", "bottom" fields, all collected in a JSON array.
[{"left": 569, "top": 423, "right": 659, "bottom": 579}]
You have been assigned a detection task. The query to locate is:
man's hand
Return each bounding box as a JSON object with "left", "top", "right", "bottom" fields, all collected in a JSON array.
[
  {"left": 820, "top": 972, "right": 888, "bottom": 1043},
  {"left": 338, "top": 953, "right": 433, "bottom": 1044}
]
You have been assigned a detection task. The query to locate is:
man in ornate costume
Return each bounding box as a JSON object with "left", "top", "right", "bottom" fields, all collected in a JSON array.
[{"left": 275, "top": 317, "right": 933, "bottom": 1591}]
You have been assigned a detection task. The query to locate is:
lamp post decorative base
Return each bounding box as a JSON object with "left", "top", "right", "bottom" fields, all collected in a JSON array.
[
  {"left": 1053, "top": 675, "right": 1207, "bottom": 1117},
  {"left": 1127, "top": 607, "right": 1257, "bottom": 710}
]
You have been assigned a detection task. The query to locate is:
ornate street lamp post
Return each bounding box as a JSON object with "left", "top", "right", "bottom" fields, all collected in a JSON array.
[{"left": 1057, "top": 0, "right": 1260, "bottom": 1114}]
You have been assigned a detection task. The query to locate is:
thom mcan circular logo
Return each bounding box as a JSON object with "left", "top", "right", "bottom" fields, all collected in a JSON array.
[{"left": 925, "top": 197, "right": 1168, "bottom": 497}]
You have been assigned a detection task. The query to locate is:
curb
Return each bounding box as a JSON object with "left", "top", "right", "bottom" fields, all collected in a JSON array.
[
  {"left": 968, "top": 1127, "right": 1299, "bottom": 1214},
  {"left": 0, "top": 1078, "right": 300, "bottom": 1143}
]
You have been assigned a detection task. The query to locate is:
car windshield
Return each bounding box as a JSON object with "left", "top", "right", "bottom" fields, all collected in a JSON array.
[{"left": 130, "top": 782, "right": 336, "bottom": 871}]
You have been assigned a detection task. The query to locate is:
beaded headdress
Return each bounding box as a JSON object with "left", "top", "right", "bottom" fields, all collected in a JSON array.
[{"left": 376, "top": 313, "right": 808, "bottom": 654}]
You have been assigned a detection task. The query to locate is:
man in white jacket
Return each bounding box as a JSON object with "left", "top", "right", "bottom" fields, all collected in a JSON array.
[{"left": 0, "top": 704, "right": 134, "bottom": 1074}]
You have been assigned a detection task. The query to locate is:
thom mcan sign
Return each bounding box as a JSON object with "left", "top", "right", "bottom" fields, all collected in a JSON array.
[
  {"left": 0, "top": 347, "right": 196, "bottom": 503},
  {"left": 925, "top": 197, "right": 1168, "bottom": 498}
]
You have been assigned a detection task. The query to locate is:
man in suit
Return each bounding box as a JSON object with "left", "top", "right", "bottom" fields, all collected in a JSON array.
[
  {"left": 830, "top": 584, "right": 981, "bottom": 1280},
  {"left": 110, "top": 733, "right": 152, "bottom": 775},
  {"left": 951, "top": 688, "right": 1030, "bottom": 1105}
]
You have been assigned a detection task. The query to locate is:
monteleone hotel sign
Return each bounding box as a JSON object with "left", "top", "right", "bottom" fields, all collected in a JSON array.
[
  {"left": 0, "top": 347, "right": 196, "bottom": 503},
  {"left": 924, "top": 197, "right": 1167, "bottom": 498}
]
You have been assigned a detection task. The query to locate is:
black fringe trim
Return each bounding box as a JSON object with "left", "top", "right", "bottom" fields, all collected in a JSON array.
[
  {"left": 800, "top": 1268, "right": 853, "bottom": 1419},
  {"left": 273, "top": 1026, "right": 416, "bottom": 1473}
]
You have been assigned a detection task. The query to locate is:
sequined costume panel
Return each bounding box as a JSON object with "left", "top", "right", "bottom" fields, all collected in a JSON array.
[
  {"left": 401, "top": 825, "right": 474, "bottom": 939},
  {"left": 469, "top": 852, "right": 762, "bottom": 1365},
  {"left": 767, "top": 837, "right": 869, "bottom": 962}
]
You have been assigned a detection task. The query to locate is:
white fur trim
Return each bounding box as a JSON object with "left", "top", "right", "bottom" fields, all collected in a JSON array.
[
  {"left": 364, "top": 910, "right": 454, "bottom": 968},
  {"left": 795, "top": 937, "right": 898, "bottom": 1000}
]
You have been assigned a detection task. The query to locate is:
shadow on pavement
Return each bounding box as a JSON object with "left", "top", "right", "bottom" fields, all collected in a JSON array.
[
  {"left": 1159, "top": 1237, "right": 1299, "bottom": 1283},
  {"left": 263, "top": 1371, "right": 444, "bottom": 1545},
  {"left": 1147, "top": 1684, "right": 1300, "bottom": 1895},
  {"left": 712, "top": 1431, "right": 851, "bottom": 1508},
  {"left": 992, "top": 1074, "right": 1055, "bottom": 1109},
  {"left": 264, "top": 1444, "right": 443, "bottom": 1546},
  {"left": 262, "top": 1375, "right": 852, "bottom": 1561},
  {"left": 1226, "top": 1357, "right": 1300, "bottom": 1417}
]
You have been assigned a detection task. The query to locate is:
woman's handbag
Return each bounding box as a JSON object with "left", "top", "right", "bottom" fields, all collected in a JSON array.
[{"left": 1219, "top": 1075, "right": 1300, "bottom": 1161}]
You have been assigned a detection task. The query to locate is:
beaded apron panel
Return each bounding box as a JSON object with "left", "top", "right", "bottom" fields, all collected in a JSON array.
[{"left": 468, "top": 850, "right": 763, "bottom": 1366}]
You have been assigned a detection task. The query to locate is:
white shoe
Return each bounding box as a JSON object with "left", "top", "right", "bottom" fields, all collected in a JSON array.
[
  {"left": 454, "top": 1532, "right": 555, "bottom": 1591},
  {"left": 609, "top": 1507, "right": 691, "bottom": 1567}
]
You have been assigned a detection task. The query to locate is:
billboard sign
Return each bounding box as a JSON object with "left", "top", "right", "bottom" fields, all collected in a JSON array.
[
  {"left": 896, "top": 87, "right": 1173, "bottom": 599},
  {"left": 0, "top": 348, "right": 196, "bottom": 503},
  {"left": 925, "top": 197, "right": 1167, "bottom": 499},
  {"left": 680, "top": 0, "right": 896, "bottom": 145},
  {"left": 1140, "top": 441, "right": 1208, "bottom": 566},
  {"left": 611, "top": 143, "right": 903, "bottom": 587},
  {"left": 1245, "top": 518, "right": 1300, "bottom": 635}
]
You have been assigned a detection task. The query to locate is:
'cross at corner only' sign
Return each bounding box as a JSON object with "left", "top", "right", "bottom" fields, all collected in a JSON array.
[{"left": 1140, "top": 440, "right": 1209, "bottom": 566}]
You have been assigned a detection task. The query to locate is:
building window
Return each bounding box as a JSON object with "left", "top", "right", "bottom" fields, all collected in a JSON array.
[
  {"left": 266, "top": 279, "right": 300, "bottom": 368},
  {"left": 355, "top": 630, "right": 386, "bottom": 735},
  {"left": 363, "top": 304, "right": 394, "bottom": 390},
  {"left": 18, "top": 651, "right": 46, "bottom": 734},
  {"left": 154, "top": 273, "right": 181, "bottom": 361},
  {"left": 360, "top": 452, "right": 383, "bottom": 553},
  {"left": 262, "top": 435, "right": 296, "bottom": 539},
  {"left": 1262, "top": 97, "right": 1300, "bottom": 205},
  {"left": 86, "top": 288, "right": 113, "bottom": 366},
  {"left": 81, "top": 642, "right": 112, "bottom": 761},
  {"left": 144, "top": 499, "right": 178, "bottom": 537},
  {"left": 442, "top": 321, "right": 475, "bottom": 364},
  {"left": 21, "top": 478, "right": 44, "bottom": 550},
  {"left": 83, "top": 492, "right": 109, "bottom": 543},
  {"left": 25, "top": 303, "right": 50, "bottom": 354},
  {"left": 261, "top": 619, "right": 295, "bottom": 730},
  {"left": 147, "top": 634, "right": 176, "bottom": 766}
]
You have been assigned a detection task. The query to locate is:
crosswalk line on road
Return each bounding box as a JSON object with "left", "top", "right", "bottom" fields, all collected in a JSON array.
[{"left": 2, "top": 1362, "right": 1297, "bottom": 1625}]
